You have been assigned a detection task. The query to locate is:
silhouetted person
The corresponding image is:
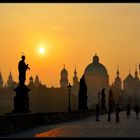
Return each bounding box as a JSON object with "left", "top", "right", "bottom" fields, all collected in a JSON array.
[
  {"left": 18, "top": 55, "right": 30, "bottom": 85},
  {"left": 126, "top": 104, "right": 131, "bottom": 118},
  {"left": 95, "top": 104, "right": 100, "bottom": 121},
  {"left": 101, "top": 88, "right": 106, "bottom": 112},
  {"left": 107, "top": 89, "right": 115, "bottom": 122},
  {"left": 107, "top": 106, "right": 112, "bottom": 121},
  {"left": 115, "top": 104, "right": 121, "bottom": 122},
  {"left": 134, "top": 105, "right": 139, "bottom": 119},
  {"left": 108, "top": 89, "right": 115, "bottom": 113}
]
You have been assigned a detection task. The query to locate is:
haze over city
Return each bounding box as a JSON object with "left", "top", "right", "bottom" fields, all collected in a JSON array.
[{"left": 0, "top": 3, "right": 140, "bottom": 87}]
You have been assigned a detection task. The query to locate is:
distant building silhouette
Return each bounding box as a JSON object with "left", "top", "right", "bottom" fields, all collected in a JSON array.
[
  {"left": 29, "top": 76, "right": 34, "bottom": 85},
  {"left": 84, "top": 54, "right": 109, "bottom": 109},
  {"left": 78, "top": 75, "right": 88, "bottom": 111},
  {"left": 111, "top": 67, "right": 122, "bottom": 105},
  {"left": 123, "top": 69, "right": 140, "bottom": 107},
  {"left": 72, "top": 67, "right": 79, "bottom": 95},
  {"left": 111, "top": 66, "right": 140, "bottom": 109},
  {"left": 73, "top": 67, "right": 78, "bottom": 86},
  {"left": 34, "top": 75, "right": 40, "bottom": 87},
  {"left": 7, "top": 71, "right": 17, "bottom": 88},
  {"left": 0, "top": 54, "right": 140, "bottom": 113},
  {"left": 123, "top": 72, "right": 134, "bottom": 106},
  {"left": 60, "top": 65, "right": 69, "bottom": 88},
  {"left": 28, "top": 76, "right": 35, "bottom": 89}
]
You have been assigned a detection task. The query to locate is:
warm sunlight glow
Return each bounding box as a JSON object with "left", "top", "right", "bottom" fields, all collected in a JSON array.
[{"left": 39, "top": 47, "right": 45, "bottom": 55}]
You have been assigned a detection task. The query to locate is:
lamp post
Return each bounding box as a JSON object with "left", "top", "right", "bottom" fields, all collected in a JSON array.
[
  {"left": 98, "top": 92, "right": 100, "bottom": 110},
  {"left": 67, "top": 83, "right": 72, "bottom": 112},
  {"left": 139, "top": 63, "right": 140, "bottom": 75}
]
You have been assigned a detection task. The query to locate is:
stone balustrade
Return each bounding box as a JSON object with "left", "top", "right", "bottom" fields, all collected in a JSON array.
[{"left": 0, "top": 109, "right": 95, "bottom": 135}]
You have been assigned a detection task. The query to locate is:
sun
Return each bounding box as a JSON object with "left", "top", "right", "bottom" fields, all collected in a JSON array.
[
  {"left": 36, "top": 42, "right": 48, "bottom": 57},
  {"left": 38, "top": 47, "right": 45, "bottom": 55}
]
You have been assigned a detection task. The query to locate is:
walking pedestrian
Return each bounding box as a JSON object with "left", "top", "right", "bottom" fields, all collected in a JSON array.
[
  {"left": 95, "top": 104, "right": 100, "bottom": 121},
  {"left": 107, "top": 106, "right": 112, "bottom": 121},
  {"left": 134, "top": 105, "right": 139, "bottom": 119},
  {"left": 126, "top": 104, "right": 131, "bottom": 118},
  {"left": 115, "top": 104, "right": 121, "bottom": 122}
]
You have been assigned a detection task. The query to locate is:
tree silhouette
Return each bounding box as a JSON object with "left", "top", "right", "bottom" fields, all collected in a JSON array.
[{"left": 78, "top": 75, "right": 88, "bottom": 111}]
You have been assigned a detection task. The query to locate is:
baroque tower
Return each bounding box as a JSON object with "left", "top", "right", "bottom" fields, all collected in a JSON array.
[
  {"left": 7, "top": 71, "right": 13, "bottom": 88},
  {"left": 113, "top": 66, "right": 122, "bottom": 104},
  {"left": 35, "top": 75, "right": 40, "bottom": 87},
  {"left": 73, "top": 66, "right": 78, "bottom": 86},
  {"left": 60, "top": 65, "right": 68, "bottom": 88}
]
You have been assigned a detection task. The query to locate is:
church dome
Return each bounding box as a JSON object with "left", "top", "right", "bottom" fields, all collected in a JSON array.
[{"left": 84, "top": 54, "right": 108, "bottom": 76}]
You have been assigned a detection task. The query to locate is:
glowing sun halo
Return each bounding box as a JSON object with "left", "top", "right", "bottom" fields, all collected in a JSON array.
[{"left": 38, "top": 47, "right": 45, "bottom": 55}]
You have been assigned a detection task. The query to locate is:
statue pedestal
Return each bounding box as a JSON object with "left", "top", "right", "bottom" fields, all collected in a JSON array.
[{"left": 12, "top": 84, "right": 31, "bottom": 113}]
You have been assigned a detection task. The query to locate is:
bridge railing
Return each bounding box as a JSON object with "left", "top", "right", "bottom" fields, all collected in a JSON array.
[{"left": 0, "top": 109, "right": 95, "bottom": 136}]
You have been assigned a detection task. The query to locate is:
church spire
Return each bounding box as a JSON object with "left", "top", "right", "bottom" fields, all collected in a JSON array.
[
  {"left": 129, "top": 69, "right": 131, "bottom": 75},
  {"left": 7, "top": 71, "right": 14, "bottom": 88},
  {"left": 74, "top": 64, "right": 77, "bottom": 75},
  {"left": 73, "top": 64, "right": 78, "bottom": 86},
  {"left": 117, "top": 64, "right": 119, "bottom": 77},
  {"left": 114, "top": 64, "right": 122, "bottom": 90}
]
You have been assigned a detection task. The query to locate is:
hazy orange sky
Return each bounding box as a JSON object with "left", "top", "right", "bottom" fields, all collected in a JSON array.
[{"left": 0, "top": 3, "right": 140, "bottom": 87}]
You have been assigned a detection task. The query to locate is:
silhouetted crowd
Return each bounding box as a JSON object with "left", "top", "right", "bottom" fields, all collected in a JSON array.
[{"left": 95, "top": 103, "right": 140, "bottom": 122}]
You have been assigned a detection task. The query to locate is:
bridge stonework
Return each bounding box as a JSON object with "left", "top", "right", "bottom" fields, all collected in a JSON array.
[{"left": 0, "top": 110, "right": 94, "bottom": 135}]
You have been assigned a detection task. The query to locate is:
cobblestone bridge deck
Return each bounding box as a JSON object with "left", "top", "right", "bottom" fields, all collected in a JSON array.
[{"left": 1, "top": 111, "right": 140, "bottom": 138}]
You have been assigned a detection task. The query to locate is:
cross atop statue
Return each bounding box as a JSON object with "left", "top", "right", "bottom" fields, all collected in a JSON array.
[{"left": 18, "top": 55, "right": 30, "bottom": 85}]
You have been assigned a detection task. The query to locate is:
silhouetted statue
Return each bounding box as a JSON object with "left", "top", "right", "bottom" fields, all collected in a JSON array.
[
  {"left": 126, "top": 104, "right": 131, "bottom": 118},
  {"left": 134, "top": 104, "right": 139, "bottom": 119},
  {"left": 101, "top": 88, "right": 106, "bottom": 111},
  {"left": 95, "top": 104, "right": 100, "bottom": 121},
  {"left": 78, "top": 75, "right": 88, "bottom": 111},
  {"left": 12, "top": 55, "right": 31, "bottom": 114},
  {"left": 18, "top": 55, "right": 30, "bottom": 85}
]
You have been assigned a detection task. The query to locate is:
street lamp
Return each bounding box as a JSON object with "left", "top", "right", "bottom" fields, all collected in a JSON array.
[
  {"left": 67, "top": 83, "right": 72, "bottom": 112},
  {"left": 98, "top": 92, "right": 100, "bottom": 110}
]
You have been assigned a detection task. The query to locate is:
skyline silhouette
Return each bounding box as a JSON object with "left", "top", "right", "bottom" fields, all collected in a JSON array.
[
  {"left": 0, "top": 53, "right": 139, "bottom": 114},
  {"left": 0, "top": 4, "right": 140, "bottom": 87},
  {"left": 0, "top": 3, "right": 140, "bottom": 138},
  {"left": 0, "top": 54, "right": 140, "bottom": 89}
]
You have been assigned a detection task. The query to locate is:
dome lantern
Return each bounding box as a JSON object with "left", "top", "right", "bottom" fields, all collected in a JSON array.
[{"left": 93, "top": 54, "right": 99, "bottom": 64}]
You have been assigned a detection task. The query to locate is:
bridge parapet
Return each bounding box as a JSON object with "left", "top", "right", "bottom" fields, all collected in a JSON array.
[{"left": 0, "top": 110, "right": 95, "bottom": 135}]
